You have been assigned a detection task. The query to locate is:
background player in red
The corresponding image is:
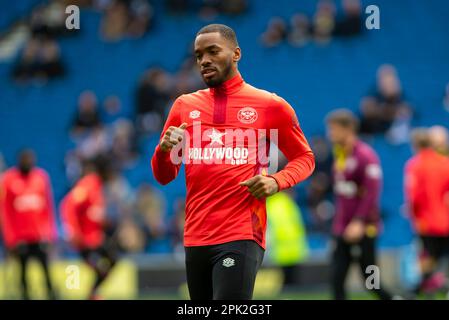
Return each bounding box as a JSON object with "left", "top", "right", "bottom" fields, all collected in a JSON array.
[
  {"left": 0, "top": 149, "right": 57, "bottom": 300},
  {"left": 404, "top": 128, "right": 449, "bottom": 297},
  {"left": 151, "top": 24, "right": 315, "bottom": 300},
  {"left": 326, "top": 109, "right": 393, "bottom": 300},
  {"left": 60, "top": 155, "right": 118, "bottom": 300}
]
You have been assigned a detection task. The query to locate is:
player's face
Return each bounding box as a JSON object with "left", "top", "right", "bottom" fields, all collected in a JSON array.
[
  {"left": 194, "top": 32, "right": 240, "bottom": 87},
  {"left": 326, "top": 123, "right": 349, "bottom": 145},
  {"left": 18, "top": 151, "right": 35, "bottom": 174}
]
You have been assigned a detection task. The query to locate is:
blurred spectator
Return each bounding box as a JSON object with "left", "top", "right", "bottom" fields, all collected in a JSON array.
[
  {"left": 109, "top": 119, "right": 138, "bottom": 167},
  {"left": 38, "top": 38, "right": 65, "bottom": 78},
  {"left": 305, "top": 136, "right": 334, "bottom": 233},
  {"left": 77, "top": 126, "right": 110, "bottom": 160},
  {"left": 166, "top": 0, "right": 189, "bottom": 14},
  {"left": 135, "top": 67, "right": 171, "bottom": 135},
  {"left": 386, "top": 104, "right": 412, "bottom": 145},
  {"left": 287, "top": 13, "right": 311, "bottom": 47},
  {"left": 198, "top": 0, "right": 221, "bottom": 20},
  {"left": 0, "top": 153, "right": 6, "bottom": 174},
  {"left": 172, "top": 54, "right": 205, "bottom": 97},
  {"left": 220, "top": 0, "right": 248, "bottom": 15},
  {"left": 198, "top": 0, "right": 247, "bottom": 20},
  {"left": 333, "top": 0, "right": 362, "bottom": 37},
  {"left": 135, "top": 184, "right": 166, "bottom": 248},
  {"left": 10, "top": 0, "right": 77, "bottom": 84},
  {"left": 64, "top": 150, "right": 83, "bottom": 185},
  {"left": 104, "top": 170, "right": 134, "bottom": 227},
  {"left": 29, "top": 5, "right": 52, "bottom": 38},
  {"left": 260, "top": 17, "right": 288, "bottom": 48},
  {"left": 264, "top": 0, "right": 362, "bottom": 48},
  {"left": 429, "top": 125, "right": 449, "bottom": 156},
  {"left": 12, "top": 37, "right": 65, "bottom": 83},
  {"left": 360, "top": 64, "right": 413, "bottom": 137},
  {"left": 102, "top": 95, "right": 125, "bottom": 124},
  {"left": 101, "top": 0, "right": 129, "bottom": 41},
  {"left": 71, "top": 91, "right": 102, "bottom": 135},
  {"left": 443, "top": 83, "right": 449, "bottom": 113},
  {"left": 101, "top": 0, "right": 154, "bottom": 41},
  {"left": 116, "top": 217, "right": 146, "bottom": 252},
  {"left": 103, "top": 170, "right": 139, "bottom": 253},
  {"left": 30, "top": 1, "right": 76, "bottom": 38},
  {"left": 67, "top": 91, "right": 137, "bottom": 184},
  {"left": 127, "top": 0, "right": 154, "bottom": 38},
  {"left": 313, "top": 0, "right": 336, "bottom": 44},
  {"left": 102, "top": 96, "right": 138, "bottom": 167},
  {"left": 167, "top": 0, "right": 247, "bottom": 17}
]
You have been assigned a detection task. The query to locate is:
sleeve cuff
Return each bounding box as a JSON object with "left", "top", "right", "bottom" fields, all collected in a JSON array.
[{"left": 267, "top": 173, "right": 284, "bottom": 191}]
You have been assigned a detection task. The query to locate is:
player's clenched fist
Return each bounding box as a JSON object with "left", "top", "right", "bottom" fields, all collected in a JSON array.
[
  {"left": 240, "top": 175, "right": 279, "bottom": 199},
  {"left": 160, "top": 123, "right": 188, "bottom": 152}
]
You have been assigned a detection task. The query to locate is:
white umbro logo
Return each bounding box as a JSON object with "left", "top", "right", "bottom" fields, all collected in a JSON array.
[
  {"left": 189, "top": 110, "right": 201, "bottom": 119},
  {"left": 222, "top": 257, "right": 235, "bottom": 268}
]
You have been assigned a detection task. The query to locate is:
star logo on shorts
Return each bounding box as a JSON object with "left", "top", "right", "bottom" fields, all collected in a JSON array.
[
  {"left": 222, "top": 257, "right": 235, "bottom": 268},
  {"left": 207, "top": 128, "right": 226, "bottom": 146}
]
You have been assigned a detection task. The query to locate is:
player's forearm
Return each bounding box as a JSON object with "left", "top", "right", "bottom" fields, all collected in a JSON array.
[
  {"left": 269, "top": 150, "right": 315, "bottom": 190},
  {"left": 151, "top": 145, "right": 180, "bottom": 185}
]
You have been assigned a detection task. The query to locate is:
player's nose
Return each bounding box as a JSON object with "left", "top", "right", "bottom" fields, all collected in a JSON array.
[{"left": 200, "top": 56, "right": 212, "bottom": 67}]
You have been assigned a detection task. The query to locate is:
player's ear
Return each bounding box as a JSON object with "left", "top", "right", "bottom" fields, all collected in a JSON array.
[{"left": 233, "top": 47, "right": 241, "bottom": 63}]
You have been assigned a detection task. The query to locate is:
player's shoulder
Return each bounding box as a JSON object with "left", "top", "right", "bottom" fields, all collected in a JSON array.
[
  {"left": 81, "top": 173, "right": 101, "bottom": 185},
  {"left": 1, "top": 168, "right": 19, "bottom": 182},
  {"left": 33, "top": 167, "right": 50, "bottom": 179},
  {"left": 2, "top": 168, "right": 15, "bottom": 179},
  {"left": 245, "top": 84, "right": 289, "bottom": 107},
  {"left": 177, "top": 89, "right": 210, "bottom": 104},
  {"left": 356, "top": 140, "right": 380, "bottom": 163},
  {"left": 404, "top": 155, "right": 418, "bottom": 171},
  {"left": 72, "top": 173, "right": 100, "bottom": 200}
]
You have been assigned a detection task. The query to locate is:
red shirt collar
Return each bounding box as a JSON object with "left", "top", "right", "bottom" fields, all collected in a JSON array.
[{"left": 210, "top": 72, "right": 244, "bottom": 95}]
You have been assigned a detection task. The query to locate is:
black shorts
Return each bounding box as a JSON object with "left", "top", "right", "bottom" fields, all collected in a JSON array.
[
  {"left": 185, "top": 240, "right": 265, "bottom": 300},
  {"left": 420, "top": 236, "right": 449, "bottom": 260}
]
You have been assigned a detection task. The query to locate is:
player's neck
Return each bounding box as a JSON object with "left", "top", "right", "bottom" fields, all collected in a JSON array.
[{"left": 210, "top": 71, "right": 244, "bottom": 95}]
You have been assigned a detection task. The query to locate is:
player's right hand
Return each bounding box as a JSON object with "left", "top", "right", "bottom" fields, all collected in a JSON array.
[{"left": 160, "top": 123, "right": 188, "bottom": 152}]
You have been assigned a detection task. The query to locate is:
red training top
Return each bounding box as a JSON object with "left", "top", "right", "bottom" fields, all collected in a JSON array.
[
  {"left": 0, "top": 167, "right": 57, "bottom": 248},
  {"left": 60, "top": 173, "right": 105, "bottom": 249},
  {"left": 151, "top": 73, "right": 315, "bottom": 249},
  {"left": 404, "top": 148, "right": 449, "bottom": 236}
]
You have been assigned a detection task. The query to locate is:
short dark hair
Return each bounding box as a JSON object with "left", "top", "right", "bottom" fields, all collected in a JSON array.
[
  {"left": 326, "top": 108, "right": 360, "bottom": 132},
  {"left": 196, "top": 24, "right": 239, "bottom": 47},
  {"left": 411, "top": 128, "right": 431, "bottom": 150}
]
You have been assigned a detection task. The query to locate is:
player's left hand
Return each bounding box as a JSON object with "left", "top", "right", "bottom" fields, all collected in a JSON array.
[
  {"left": 239, "top": 175, "right": 279, "bottom": 199},
  {"left": 343, "top": 219, "right": 365, "bottom": 243}
]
